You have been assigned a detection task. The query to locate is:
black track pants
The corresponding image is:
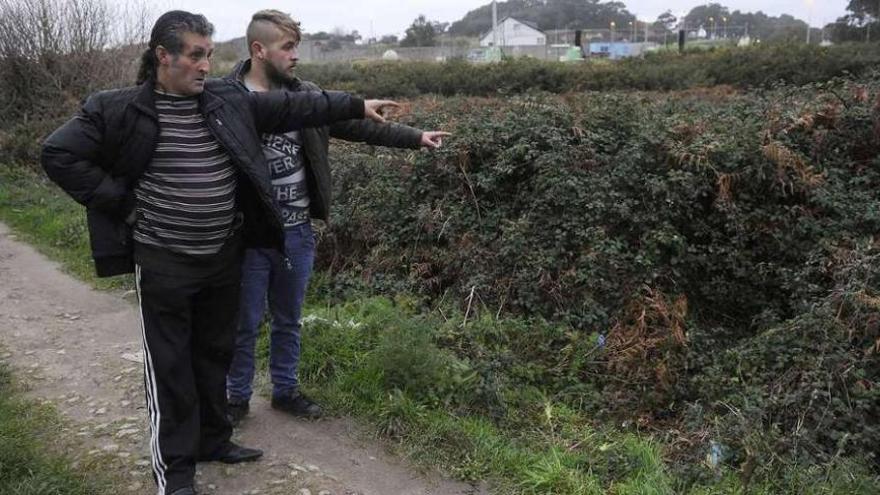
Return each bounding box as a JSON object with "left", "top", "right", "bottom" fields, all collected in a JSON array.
[{"left": 134, "top": 263, "right": 240, "bottom": 494}]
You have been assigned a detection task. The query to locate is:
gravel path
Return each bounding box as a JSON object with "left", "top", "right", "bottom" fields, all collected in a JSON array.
[{"left": 0, "top": 221, "right": 484, "bottom": 495}]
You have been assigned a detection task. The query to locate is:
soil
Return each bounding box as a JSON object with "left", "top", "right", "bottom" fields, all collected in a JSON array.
[{"left": 0, "top": 221, "right": 486, "bottom": 495}]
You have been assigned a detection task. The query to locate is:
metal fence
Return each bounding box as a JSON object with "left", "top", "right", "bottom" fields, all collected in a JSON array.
[{"left": 293, "top": 24, "right": 830, "bottom": 64}]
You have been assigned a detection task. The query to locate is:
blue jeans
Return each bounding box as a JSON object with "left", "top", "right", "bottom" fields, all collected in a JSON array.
[{"left": 226, "top": 223, "right": 315, "bottom": 402}]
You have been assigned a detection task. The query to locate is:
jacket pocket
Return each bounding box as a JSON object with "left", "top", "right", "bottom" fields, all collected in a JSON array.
[{"left": 86, "top": 208, "right": 132, "bottom": 258}]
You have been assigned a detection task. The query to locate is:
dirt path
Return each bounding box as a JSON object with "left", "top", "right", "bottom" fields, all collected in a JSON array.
[{"left": 0, "top": 221, "right": 484, "bottom": 495}]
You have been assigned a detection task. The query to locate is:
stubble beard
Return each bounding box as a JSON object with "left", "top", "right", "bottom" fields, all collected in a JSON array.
[{"left": 265, "top": 61, "right": 296, "bottom": 87}]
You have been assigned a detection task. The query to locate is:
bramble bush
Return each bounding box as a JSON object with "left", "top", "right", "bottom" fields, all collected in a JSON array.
[{"left": 317, "top": 74, "right": 880, "bottom": 481}]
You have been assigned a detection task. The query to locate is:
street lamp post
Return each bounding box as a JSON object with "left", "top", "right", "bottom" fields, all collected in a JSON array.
[
  {"left": 805, "top": 0, "right": 814, "bottom": 44},
  {"left": 722, "top": 17, "right": 728, "bottom": 38},
  {"left": 610, "top": 21, "right": 616, "bottom": 44},
  {"left": 709, "top": 16, "right": 716, "bottom": 39},
  {"left": 629, "top": 21, "right": 634, "bottom": 42}
]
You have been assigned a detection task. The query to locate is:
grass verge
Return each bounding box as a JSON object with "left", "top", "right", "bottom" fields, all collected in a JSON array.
[
  {"left": 0, "top": 358, "right": 118, "bottom": 494},
  {"left": 290, "top": 294, "right": 878, "bottom": 494}
]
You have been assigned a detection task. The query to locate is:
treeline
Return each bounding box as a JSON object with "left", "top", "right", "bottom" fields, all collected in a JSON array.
[
  {"left": 297, "top": 43, "right": 880, "bottom": 98},
  {"left": 446, "top": 0, "right": 812, "bottom": 42},
  {"left": 0, "top": 0, "right": 147, "bottom": 166},
  {"left": 448, "top": 0, "right": 636, "bottom": 35}
]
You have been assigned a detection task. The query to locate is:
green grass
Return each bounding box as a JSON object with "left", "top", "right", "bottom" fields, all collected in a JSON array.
[
  {"left": 290, "top": 296, "right": 878, "bottom": 494},
  {"left": 0, "top": 360, "right": 118, "bottom": 494},
  {"left": 3, "top": 165, "right": 878, "bottom": 494},
  {"left": 0, "top": 166, "right": 132, "bottom": 291}
]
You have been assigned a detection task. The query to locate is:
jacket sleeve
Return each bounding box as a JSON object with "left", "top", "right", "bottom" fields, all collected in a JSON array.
[
  {"left": 41, "top": 94, "right": 124, "bottom": 211},
  {"left": 249, "top": 89, "right": 365, "bottom": 135},
  {"left": 328, "top": 119, "right": 423, "bottom": 149}
]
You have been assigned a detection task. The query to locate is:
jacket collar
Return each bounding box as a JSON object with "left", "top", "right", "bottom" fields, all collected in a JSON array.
[
  {"left": 130, "top": 77, "right": 225, "bottom": 117},
  {"left": 227, "top": 58, "right": 303, "bottom": 91},
  {"left": 131, "top": 79, "right": 158, "bottom": 119}
]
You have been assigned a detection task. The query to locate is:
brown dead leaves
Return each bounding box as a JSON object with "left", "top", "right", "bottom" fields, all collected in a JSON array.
[{"left": 606, "top": 287, "right": 689, "bottom": 392}]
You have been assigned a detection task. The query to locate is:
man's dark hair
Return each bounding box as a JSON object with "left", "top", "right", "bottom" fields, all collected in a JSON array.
[{"left": 137, "top": 10, "right": 214, "bottom": 84}]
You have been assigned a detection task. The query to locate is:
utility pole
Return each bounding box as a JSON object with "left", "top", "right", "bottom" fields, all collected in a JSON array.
[
  {"left": 805, "top": 0, "right": 814, "bottom": 44},
  {"left": 492, "top": 0, "right": 498, "bottom": 47}
]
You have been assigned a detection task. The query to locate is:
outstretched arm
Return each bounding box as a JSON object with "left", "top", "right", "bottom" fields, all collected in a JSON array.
[
  {"left": 249, "top": 89, "right": 399, "bottom": 134},
  {"left": 329, "top": 118, "right": 451, "bottom": 150}
]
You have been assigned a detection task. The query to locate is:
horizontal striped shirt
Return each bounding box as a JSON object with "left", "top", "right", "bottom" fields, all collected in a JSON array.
[{"left": 133, "top": 92, "right": 237, "bottom": 256}]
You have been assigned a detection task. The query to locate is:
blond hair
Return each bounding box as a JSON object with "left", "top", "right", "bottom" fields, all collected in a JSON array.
[{"left": 246, "top": 9, "right": 302, "bottom": 55}]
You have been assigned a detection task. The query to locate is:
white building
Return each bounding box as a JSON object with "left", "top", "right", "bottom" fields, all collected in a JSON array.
[{"left": 479, "top": 16, "right": 546, "bottom": 47}]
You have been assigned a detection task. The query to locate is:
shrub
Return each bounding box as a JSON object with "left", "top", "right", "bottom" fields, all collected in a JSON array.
[
  {"left": 0, "top": 0, "right": 148, "bottom": 167},
  {"left": 317, "top": 74, "right": 880, "bottom": 475},
  {"left": 296, "top": 43, "right": 880, "bottom": 97}
]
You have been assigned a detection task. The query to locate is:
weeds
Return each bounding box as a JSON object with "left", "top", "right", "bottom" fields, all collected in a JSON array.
[{"left": 0, "top": 361, "right": 116, "bottom": 494}]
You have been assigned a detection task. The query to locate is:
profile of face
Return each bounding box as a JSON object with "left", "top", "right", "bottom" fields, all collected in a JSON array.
[
  {"left": 259, "top": 30, "right": 299, "bottom": 86},
  {"left": 158, "top": 32, "right": 214, "bottom": 96}
]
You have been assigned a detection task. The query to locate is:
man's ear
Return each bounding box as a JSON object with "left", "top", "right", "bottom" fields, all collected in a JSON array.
[
  {"left": 251, "top": 41, "right": 266, "bottom": 60},
  {"left": 156, "top": 45, "right": 171, "bottom": 66}
]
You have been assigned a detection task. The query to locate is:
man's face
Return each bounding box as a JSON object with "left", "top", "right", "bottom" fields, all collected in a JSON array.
[
  {"left": 159, "top": 32, "right": 213, "bottom": 95},
  {"left": 261, "top": 32, "right": 299, "bottom": 86}
]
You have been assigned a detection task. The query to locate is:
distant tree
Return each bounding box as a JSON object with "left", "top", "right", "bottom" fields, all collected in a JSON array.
[
  {"left": 679, "top": 3, "right": 809, "bottom": 42},
  {"left": 826, "top": 0, "right": 880, "bottom": 41},
  {"left": 401, "top": 15, "right": 438, "bottom": 47},
  {"left": 683, "top": 3, "right": 730, "bottom": 30},
  {"left": 448, "top": 0, "right": 635, "bottom": 36},
  {"left": 305, "top": 28, "right": 361, "bottom": 48},
  {"left": 655, "top": 10, "right": 677, "bottom": 32},
  {"left": 846, "top": 0, "right": 880, "bottom": 18}
]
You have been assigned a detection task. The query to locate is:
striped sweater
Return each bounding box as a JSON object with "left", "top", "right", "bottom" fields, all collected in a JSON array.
[{"left": 133, "top": 92, "right": 238, "bottom": 256}]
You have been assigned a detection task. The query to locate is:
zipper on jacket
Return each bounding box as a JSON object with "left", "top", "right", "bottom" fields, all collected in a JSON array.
[{"left": 205, "top": 112, "right": 286, "bottom": 250}]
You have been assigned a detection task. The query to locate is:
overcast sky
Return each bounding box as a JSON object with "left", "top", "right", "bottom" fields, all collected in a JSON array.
[{"left": 154, "top": 1, "right": 849, "bottom": 41}]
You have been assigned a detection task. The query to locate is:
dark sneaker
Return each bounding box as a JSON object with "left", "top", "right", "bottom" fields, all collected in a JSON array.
[
  {"left": 227, "top": 399, "right": 249, "bottom": 426},
  {"left": 271, "top": 391, "right": 322, "bottom": 418},
  {"left": 197, "top": 441, "right": 263, "bottom": 464}
]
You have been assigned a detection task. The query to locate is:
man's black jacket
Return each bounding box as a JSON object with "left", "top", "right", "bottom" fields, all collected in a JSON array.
[
  {"left": 226, "top": 60, "right": 423, "bottom": 221},
  {"left": 41, "top": 78, "right": 364, "bottom": 277}
]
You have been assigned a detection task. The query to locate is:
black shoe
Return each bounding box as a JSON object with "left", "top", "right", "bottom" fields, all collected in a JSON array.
[
  {"left": 271, "top": 391, "right": 322, "bottom": 418},
  {"left": 227, "top": 399, "right": 249, "bottom": 426},
  {"left": 169, "top": 487, "right": 196, "bottom": 495},
  {"left": 198, "top": 441, "right": 263, "bottom": 464}
]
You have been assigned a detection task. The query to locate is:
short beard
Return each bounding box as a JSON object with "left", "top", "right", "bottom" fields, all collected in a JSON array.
[{"left": 265, "top": 61, "right": 296, "bottom": 87}]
